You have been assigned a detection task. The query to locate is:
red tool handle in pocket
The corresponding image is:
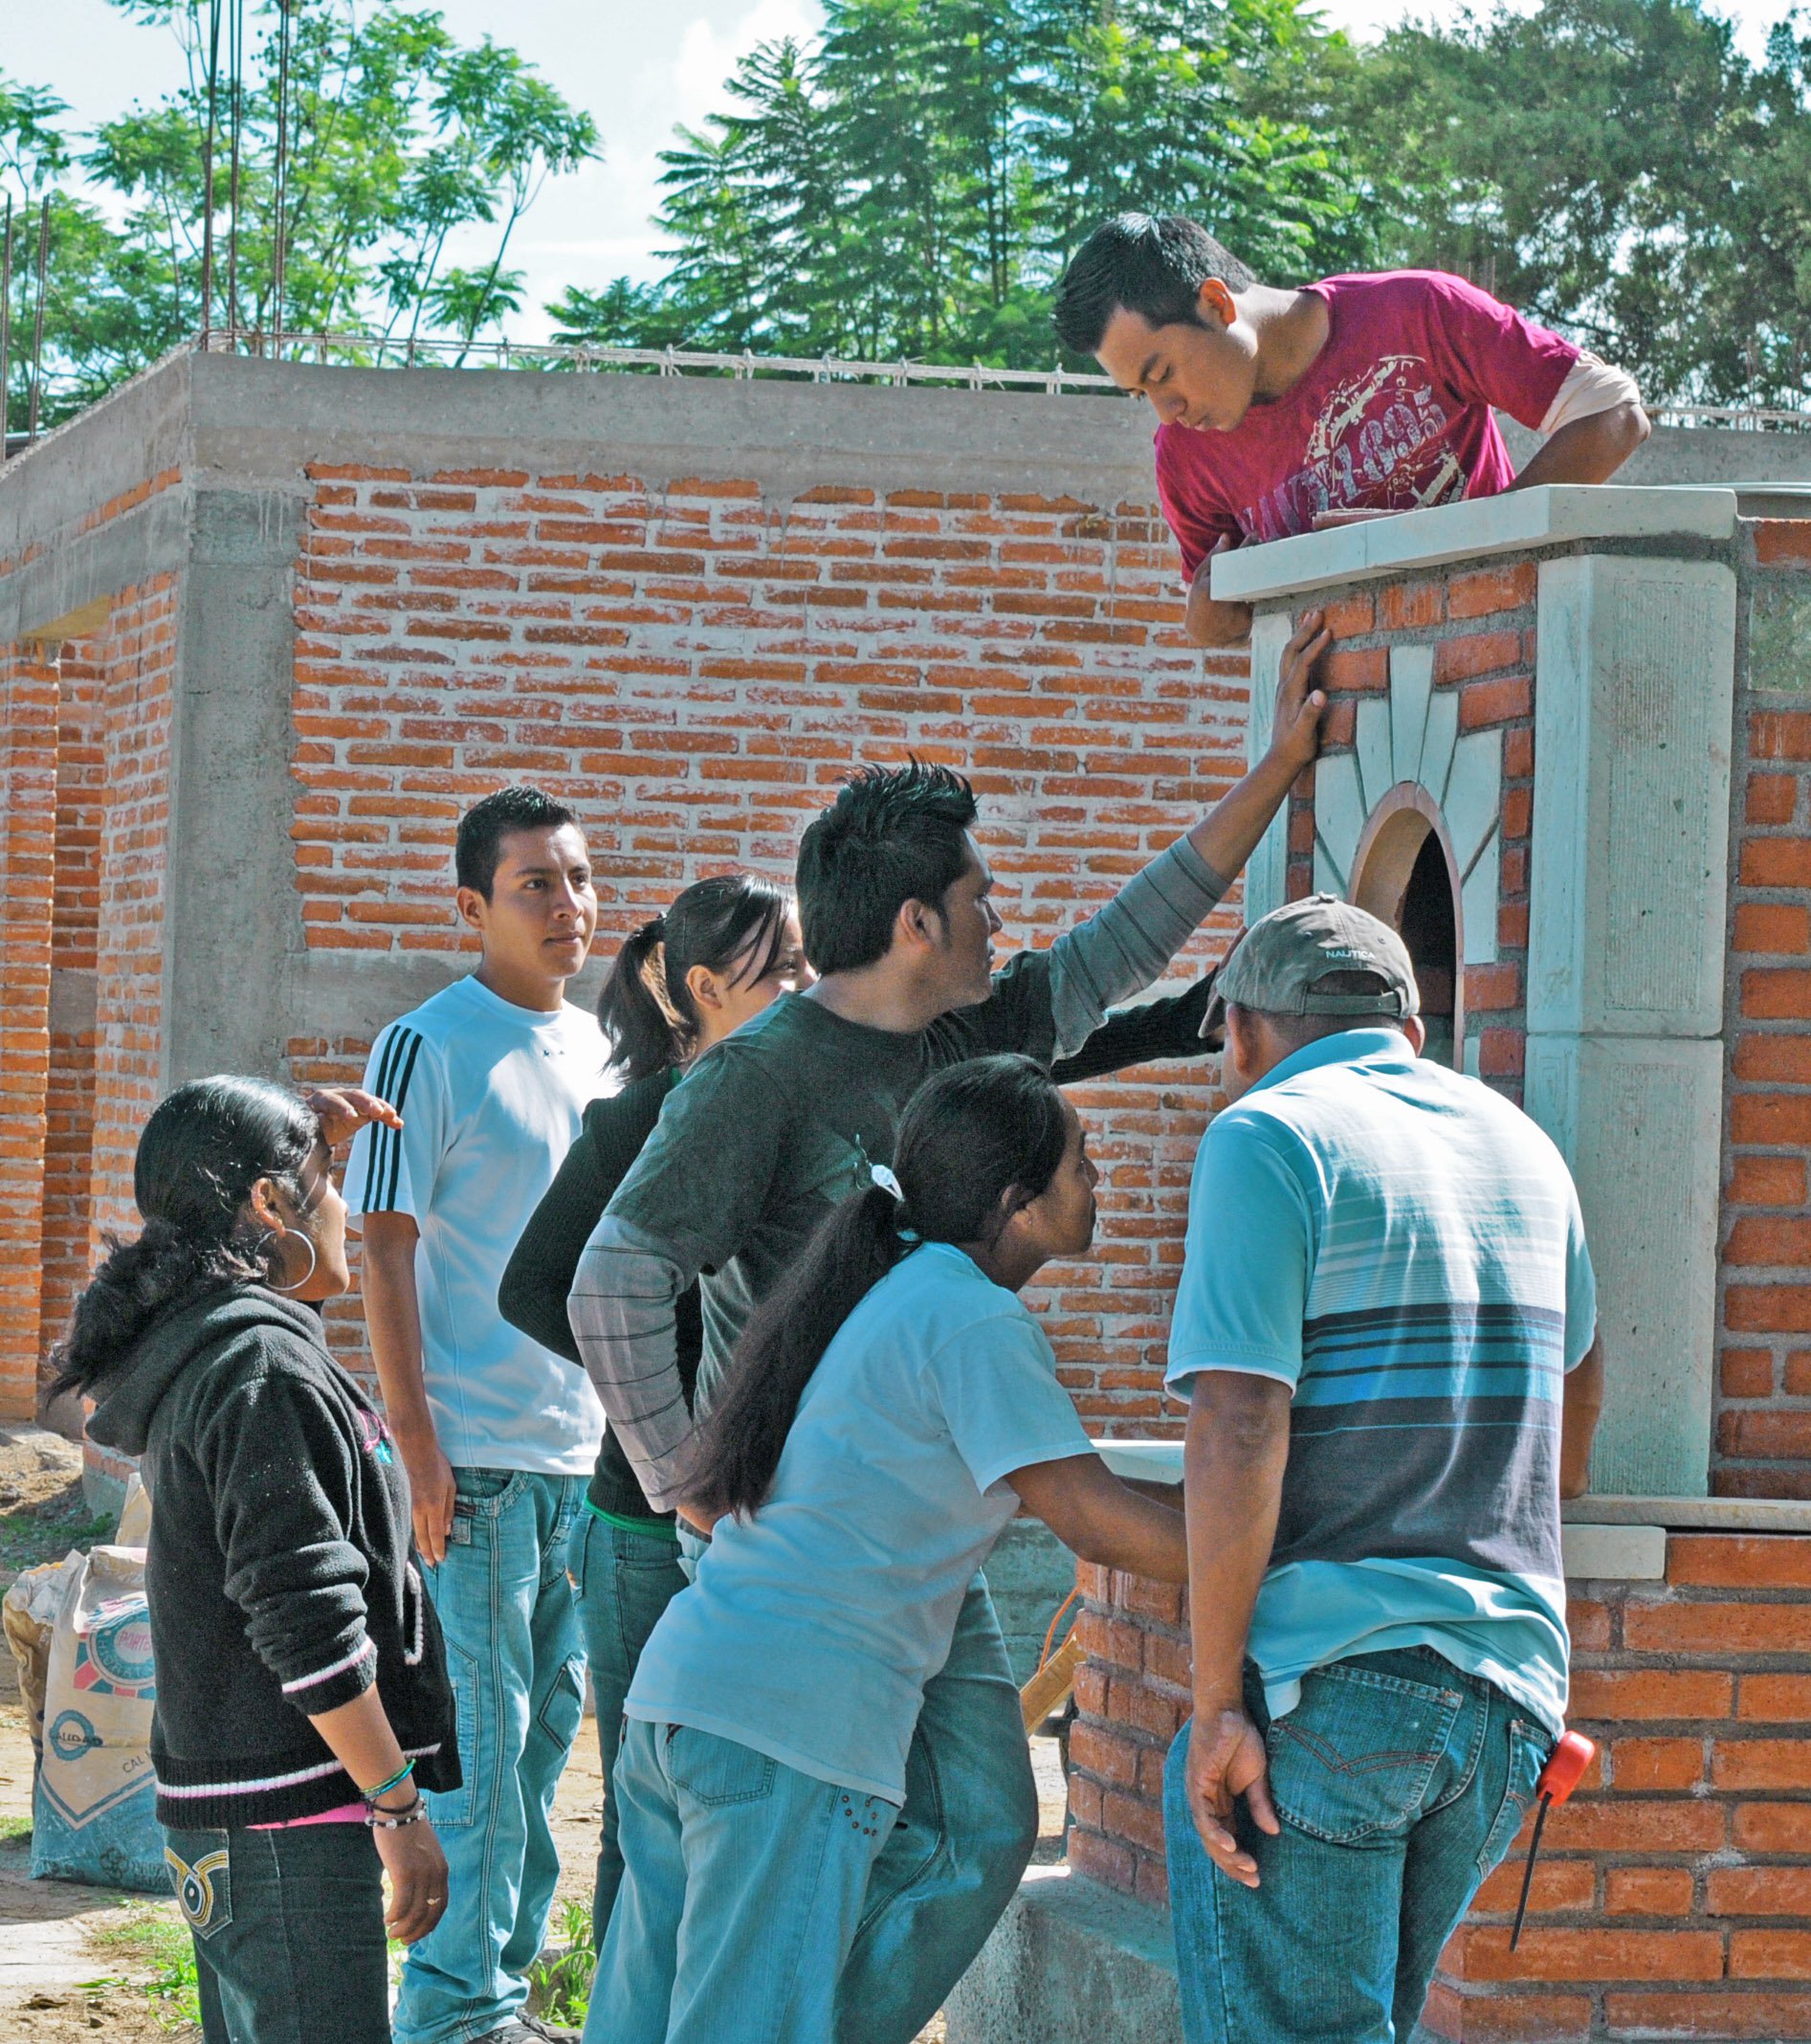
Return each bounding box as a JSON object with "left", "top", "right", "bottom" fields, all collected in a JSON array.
[
  {"left": 1510, "top": 1730, "right": 1596, "bottom": 1950},
  {"left": 1536, "top": 1729, "right": 1596, "bottom": 1806}
]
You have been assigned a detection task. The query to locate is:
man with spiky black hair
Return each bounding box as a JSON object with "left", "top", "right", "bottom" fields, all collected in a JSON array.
[{"left": 567, "top": 618, "right": 1330, "bottom": 2044}]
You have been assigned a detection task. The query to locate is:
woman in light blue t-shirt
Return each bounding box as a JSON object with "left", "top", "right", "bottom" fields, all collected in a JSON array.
[{"left": 587, "top": 1055, "right": 1188, "bottom": 2044}]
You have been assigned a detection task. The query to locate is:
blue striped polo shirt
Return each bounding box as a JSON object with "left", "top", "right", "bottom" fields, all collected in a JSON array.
[{"left": 1167, "top": 1029, "right": 1597, "bottom": 1736}]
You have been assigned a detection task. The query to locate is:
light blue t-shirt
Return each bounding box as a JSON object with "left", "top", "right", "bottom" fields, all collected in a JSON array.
[
  {"left": 1166, "top": 1030, "right": 1597, "bottom": 1737},
  {"left": 626, "top": 1240, "right": 1094, "bottom": 1803},
  {"left": 346, "top": 975, "right": 609, "bottom": 1474}
]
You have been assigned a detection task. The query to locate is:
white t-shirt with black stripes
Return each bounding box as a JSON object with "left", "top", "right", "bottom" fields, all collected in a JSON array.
[{"left": 346, "top": 975, "right": 609, "bottom": 1475}]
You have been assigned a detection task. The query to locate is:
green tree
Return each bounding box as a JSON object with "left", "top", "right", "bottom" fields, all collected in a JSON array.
[
  {"left": 561, "top": 0, "right": 1372, "bottom": 368},
  {"left": 1314, "top": 0, "right": 1811, "bottom": 408},
  {"left": 1, "top": 0, "right": 599, "bottom": 429}
]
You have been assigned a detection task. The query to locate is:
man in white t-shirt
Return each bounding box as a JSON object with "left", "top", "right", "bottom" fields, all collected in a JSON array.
[{"left": 347, "top": 786, "right": 607, "bottom": 2044}]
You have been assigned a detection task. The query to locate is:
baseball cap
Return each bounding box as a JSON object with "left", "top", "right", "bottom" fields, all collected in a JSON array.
[{"left": 1199, "top": 895, "right": 1419, "bottom": 1038}]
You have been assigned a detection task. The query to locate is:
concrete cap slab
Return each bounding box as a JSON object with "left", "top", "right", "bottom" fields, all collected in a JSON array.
[
  {"left": 1563, "top": 1492, "right": 1811, "bottom": 1533},
  {"left": 1210, "top": 484, "right": 1739, "bottom": 605}
]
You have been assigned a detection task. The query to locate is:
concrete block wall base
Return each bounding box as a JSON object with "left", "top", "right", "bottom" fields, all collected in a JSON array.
[
  {"left": 944, "top": 1867, "right": 1182, "bottom": 2044},
  {"left": 945, "top": 1866, "right": 1457, "bottom": 2044}
]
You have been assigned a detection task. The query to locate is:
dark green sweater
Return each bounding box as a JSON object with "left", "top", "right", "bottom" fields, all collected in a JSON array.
[
  {"left": 497, "top": 971, "right": 1218, "bottom": 1522},
  {"left": 499, "top": 1071, "right": 700, "bottom": 1525}
]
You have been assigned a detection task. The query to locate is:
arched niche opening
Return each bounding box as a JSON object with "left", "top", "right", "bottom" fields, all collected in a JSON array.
[{"left": 1347, "top": 784, "right": 1465, "bottom": 1070}]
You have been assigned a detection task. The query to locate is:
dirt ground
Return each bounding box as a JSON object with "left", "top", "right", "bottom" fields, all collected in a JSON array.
[{"left": 0, "top": 1426, "right": 1064, "bottom": 2041}]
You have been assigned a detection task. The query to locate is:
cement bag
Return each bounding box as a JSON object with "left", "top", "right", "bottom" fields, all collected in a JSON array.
[
  {"left": 2, "top": 1548, "right": 85, "bottom": 1756},
  {"left": 32, "top": 1542, "right": 165, "bottom": 1891},
  {"left": 115, "top": 1474, "right": 151, "bottom": 1548}
]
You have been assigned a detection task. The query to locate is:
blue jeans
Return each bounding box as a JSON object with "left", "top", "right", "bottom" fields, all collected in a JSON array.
[
  {"left": 568, "top": 1508, "right": 687, "bottom": 1946},
  {"left": 394, "top": 1467, "right": 587, "bottom": 2044},
  {"left": 587, "top": 1720, "right": 897, "bottom": 2044},
  {"left": 1165, "top": 1648, "right": 1551, "bottom": 2044},
  {"left": 164, "top": 1821, "right": 388, "bottom": 2044},
  {"left": 834, "top": 1574, "right": 1036, "bottom": 2044}
]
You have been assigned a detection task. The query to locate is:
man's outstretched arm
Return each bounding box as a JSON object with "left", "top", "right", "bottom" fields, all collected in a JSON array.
[
  {"left": 1050, "top": 969, "right": 1222, "bottom": 1086},
  {"left": 1183, "top": 607, "right": 1329, "bottom": 879},
  {"left": 1039, "top": 610, "right": 1328, "bottom": 1055}
]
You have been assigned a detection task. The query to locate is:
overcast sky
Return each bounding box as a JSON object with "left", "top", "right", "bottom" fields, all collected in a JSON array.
[{"left": 9, "top": 0, "right": 1794, "bottom": 345}]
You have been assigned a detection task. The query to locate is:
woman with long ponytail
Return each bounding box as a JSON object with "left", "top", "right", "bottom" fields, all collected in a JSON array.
[
  {"left": 587, "top": 1055, "right": 1188, "bottom": 2044},
  {"left": 58, "top": 1078, "right": 460, "bottom": 2044},
  {"left": 497, "top": 870, "right": 807, "bottom": 1944}
]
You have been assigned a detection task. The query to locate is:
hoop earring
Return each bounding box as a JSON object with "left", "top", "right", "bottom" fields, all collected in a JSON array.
[{"left": 271, "top": 1233, "right": 318, "bottom": 1295}]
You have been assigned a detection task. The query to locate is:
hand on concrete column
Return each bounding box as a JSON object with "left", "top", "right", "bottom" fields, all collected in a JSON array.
[{"left": 1267, "top": 609, "right": 1332, "bottom": 779}]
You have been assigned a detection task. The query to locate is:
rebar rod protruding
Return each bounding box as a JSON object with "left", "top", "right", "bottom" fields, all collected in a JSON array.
[
  {"left": 1, "top": 197, "right": 13, "bottom": 458},
  {"left": 201, "top": 0, "right": 222, "bottom": 344},
  {"left": 27, "top": 196, "right": 49, "bottom": 441}
]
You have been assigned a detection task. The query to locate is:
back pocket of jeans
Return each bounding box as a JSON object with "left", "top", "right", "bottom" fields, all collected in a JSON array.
[
  {"left": 664, "top": 1727, "right": 777, "bottom": 1808},
  {"left": 1476, "top": 1719, "right": 1551, "bottom": 1879},
  {"left": 166, "top": 1833, "right": 232, "bottom": 1941},
  {"left": 1266, "top": 1661, "right": 1462, "bottom": 1846}
]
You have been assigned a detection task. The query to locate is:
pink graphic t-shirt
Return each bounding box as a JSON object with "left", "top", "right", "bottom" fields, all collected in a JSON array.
[{"left": 1154, "top": 270, "right": 1578, "bottom": 580}]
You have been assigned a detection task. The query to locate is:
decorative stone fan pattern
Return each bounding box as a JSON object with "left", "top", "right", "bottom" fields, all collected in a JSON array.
[{"left": 1312, "top": 645, "right": 1504, "bottom": 966}]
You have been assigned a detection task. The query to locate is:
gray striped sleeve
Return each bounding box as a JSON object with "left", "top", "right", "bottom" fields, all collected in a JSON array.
[
  {"left": 567, "top": 1215, "right": 699, "bottom": 1513},
  {"left": 1046, "top": 835, "right": 1230, "bottom": 1059}
]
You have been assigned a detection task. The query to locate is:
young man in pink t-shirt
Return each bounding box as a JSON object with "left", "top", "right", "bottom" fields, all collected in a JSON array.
[{"left": 1053, "top": 213, "right": 1649, "bottom": 646}]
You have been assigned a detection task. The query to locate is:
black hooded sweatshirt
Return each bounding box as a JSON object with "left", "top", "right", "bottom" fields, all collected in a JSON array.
[{"left": 87, "top": 1286, "right": 459, "bottom": 1828}]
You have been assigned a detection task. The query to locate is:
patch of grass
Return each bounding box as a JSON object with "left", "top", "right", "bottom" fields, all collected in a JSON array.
[
  {"left": 527, "top": 1897, "right": 596, "bottom": 2028},
  {"left": 0, "top": 1812, "right": 33, "bottom": 1845},
  {"left": 0, "top": 1493, "right": 113, "bottom": 1576},
  {"left": 89, "top": 1904, "right": 203, "bottom": 2029}
]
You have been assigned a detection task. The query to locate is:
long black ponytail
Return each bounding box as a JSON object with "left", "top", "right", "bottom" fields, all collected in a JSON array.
[
  {"left": 595, "top": 873, "right": 792, "bottom": 1083},
  {"left": 51, "top": 1077, "right": 320, "bottom": 1398},
  {"left": 688, "top": 1054, "right": 1070, "bottom": 1521}
]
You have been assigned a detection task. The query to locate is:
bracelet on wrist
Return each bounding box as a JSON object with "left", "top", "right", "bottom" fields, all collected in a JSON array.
[
  {"left": 366, "top": 1795, "right": 427, "bottom": 1830},
  {"left": 360, "top": 1758, "right": 416, "bottom": 1806}
]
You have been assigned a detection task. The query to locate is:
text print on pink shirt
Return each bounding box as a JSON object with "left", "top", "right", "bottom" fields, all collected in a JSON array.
[{"left": 1252, "top": 354, "right": 1462, "bottom": 542}]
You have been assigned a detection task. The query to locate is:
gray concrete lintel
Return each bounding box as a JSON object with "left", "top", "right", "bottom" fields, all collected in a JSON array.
[
  {"left": 0, "top": 348, "right": 194, "bottom": 589},
  {"left": 0, "top": 484, "right": 191, "bottom": 644}
]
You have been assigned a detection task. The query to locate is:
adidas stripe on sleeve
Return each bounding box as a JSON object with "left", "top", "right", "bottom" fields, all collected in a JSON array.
[{"left": 344, "top": 1022, "right": 445, "bottom": 1223}]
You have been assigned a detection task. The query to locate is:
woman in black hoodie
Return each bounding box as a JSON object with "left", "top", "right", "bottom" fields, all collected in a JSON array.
[{"left": 55, "top": 1075, "right": 460, "bottom": 2044}]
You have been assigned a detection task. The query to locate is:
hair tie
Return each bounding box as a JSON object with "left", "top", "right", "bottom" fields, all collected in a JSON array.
[{"left": 870, "top": 1164, "right": 904, "bottom": 1203}]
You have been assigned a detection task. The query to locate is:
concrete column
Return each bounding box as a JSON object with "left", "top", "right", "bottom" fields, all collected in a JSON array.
[
  {"left": 163, "top": 488, "right": 307, "bottom": 1086},
  {"left": 1526, "top": 554, "right": 1738, "bottom": 1495}
]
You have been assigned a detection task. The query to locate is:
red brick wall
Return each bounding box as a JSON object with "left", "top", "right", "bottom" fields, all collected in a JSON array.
[
  {"left": 37, "top": 649, "right": 105, "bottom": 1374},
  {"left": 1276, "top": 563, "right": 1536, "bottom": 1099},
  {"left": 85, "top": 579, "right": 179, "bottom": 1249},
  {"left": 0, "top": 647, "right": 57, "bottom": 1417},
  {"left": 289, "top": 461, "right": 1248, "bottom": 1424},
  {"left": 1716, "top": 522, "right": 1811, "bottom": 1497},
  {"left": 1072, "top": 1538, "right": 1811, "bottom": 2041}
]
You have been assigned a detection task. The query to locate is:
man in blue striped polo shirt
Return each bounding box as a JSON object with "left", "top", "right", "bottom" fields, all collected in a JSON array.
[{"left": 1162, "top": 895, "right": 1604, "bottom": 2044}]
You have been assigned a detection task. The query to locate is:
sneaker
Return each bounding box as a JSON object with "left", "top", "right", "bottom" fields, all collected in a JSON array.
[{"left": 473, "top": 2021, "right": 581, "bottom": 2044}]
